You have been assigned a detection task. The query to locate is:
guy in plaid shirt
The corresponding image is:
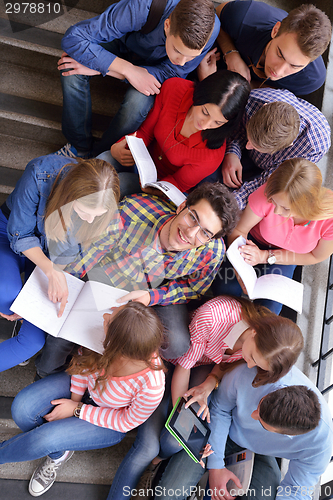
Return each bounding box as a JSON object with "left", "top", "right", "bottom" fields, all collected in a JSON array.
[
  {"left": 68, "top": 194, "right": 225, "bottom": 305},
  {"left": 221, "top": 88, "right": 331, "bottom": 210},
  {"left": 36, "top": 183, "right": 239, "bottom": 376}
]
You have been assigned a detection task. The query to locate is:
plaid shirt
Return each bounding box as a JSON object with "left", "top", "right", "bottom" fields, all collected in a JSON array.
[
  {"left": 227, "top": 88, "right": 331, "bottom": 210},
  {"left": 66, "top": 194, "right": 225, "bottom": 306}
]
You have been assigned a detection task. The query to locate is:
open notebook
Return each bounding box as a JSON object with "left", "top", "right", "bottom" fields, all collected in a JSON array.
[{"left": 10, "top": 267, "right": 128, "bottom": 354}]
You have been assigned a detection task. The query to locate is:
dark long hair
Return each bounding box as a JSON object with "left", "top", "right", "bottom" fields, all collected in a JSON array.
[{"left": 193, "top": 70, "right": 250, "bottom": 149}]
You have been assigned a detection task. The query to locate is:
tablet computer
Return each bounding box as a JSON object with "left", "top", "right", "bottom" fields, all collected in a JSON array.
[{"left": 165, "top": 397, "right": 211, "bottom": 463}]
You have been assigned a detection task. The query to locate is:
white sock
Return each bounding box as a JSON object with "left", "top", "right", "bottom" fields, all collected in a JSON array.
[{"left": 52, "top": 450, "right": 71, "bottom": 463}]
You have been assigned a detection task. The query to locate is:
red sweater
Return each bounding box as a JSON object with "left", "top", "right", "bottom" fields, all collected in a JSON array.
[{"left": 134, "top": 78, "right": 226, "bottom": 192}]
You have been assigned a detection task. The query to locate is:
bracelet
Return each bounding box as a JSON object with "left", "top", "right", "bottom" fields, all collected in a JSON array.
[
  {"left": 223, "top": 49, "right": 239, "bottom": 62},
  {"left": 206, "top": 373, "right": 220, "bottom": 390}
]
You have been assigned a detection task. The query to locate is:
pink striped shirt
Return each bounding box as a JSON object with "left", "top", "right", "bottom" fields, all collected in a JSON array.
[
  {"left": 70, "top": 359, "right": 165, "bottom": 433},
  {"left": 170, "top": 297, "right": 248, "bottom": 369}
]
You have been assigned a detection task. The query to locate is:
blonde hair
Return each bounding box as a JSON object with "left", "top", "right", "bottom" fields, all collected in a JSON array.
[
  {"left": 265, "top": 158, "right": 333, "bottom": 221},
  {"left": 44, "top": 159, "right": 120, "bottom": 248},
  {"left": 246, "top": 102, "right": 300, "bottom": 154}
]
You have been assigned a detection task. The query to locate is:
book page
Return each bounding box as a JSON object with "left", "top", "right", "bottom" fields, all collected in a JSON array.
[
  {"left": 126, "top": 135, "right": 157, "bottom": 186},
  {"left": 225, "top": 450, "right": 254, "bottom": 495},
  {"left": 10, "top": 267, "right": 85, "bottom": 336},
  {"left": 57, "top": 281, "right": 129, "bottom": 354},
  {"left": 252, "top": 274, "right": 303, "bottom": 313},
  {"left": 145, "top": 181, "right": 186, "bottom": 207},
  {"left": 226, "top": 236, "right": 257, "bottom": 296}
]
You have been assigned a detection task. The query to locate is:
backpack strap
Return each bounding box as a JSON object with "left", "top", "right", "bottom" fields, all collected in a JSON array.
[{"left": 140, "top": 0, "right": 168, "bottom": 35}]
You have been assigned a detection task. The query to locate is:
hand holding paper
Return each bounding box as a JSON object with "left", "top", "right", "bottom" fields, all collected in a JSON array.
[{"left": 226, "top": 236, "right": 303, "bottom": 313}]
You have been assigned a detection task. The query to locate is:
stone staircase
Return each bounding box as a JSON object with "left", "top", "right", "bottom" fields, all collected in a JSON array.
[
  {"left": 0, "top": 0, "right": 126, "bottom": 205},
  {"left": 0, "top": 1, "right": 134, "bottom": 497},
  {"left": 1, "top": 0, "right": 332, "bottom": 498}
]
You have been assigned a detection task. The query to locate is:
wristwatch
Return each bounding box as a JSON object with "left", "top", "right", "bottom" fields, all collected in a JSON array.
[
  {"left": 267, "top": 250, "right": 276, "bottom": 265},
  {"left": 73, "top": 402, "right": 83, "bottom": 418}
]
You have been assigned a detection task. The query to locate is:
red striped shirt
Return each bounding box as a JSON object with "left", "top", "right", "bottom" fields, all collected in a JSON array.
[
  {"left": 170, "top": 297, "right": 248, "bottom": 368},
  {"left": 70, "top": 359, "right": 165, "bottom": 433}
]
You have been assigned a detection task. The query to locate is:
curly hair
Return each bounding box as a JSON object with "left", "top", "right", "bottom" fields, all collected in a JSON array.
[{"left": 186, "top": 182, "right": 240, "bottom": 238}]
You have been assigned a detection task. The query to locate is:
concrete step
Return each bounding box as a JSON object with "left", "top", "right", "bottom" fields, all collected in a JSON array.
[
  {"left": 0, "top": 92, "right": 115, "bottom": 137},
  {"left": 0, "top": 111, "right": 65, "bottom": 146},
  {"left": 0, "top": 133, "right": 63, "bottom": 176},
  {"left": 0, "top": 59, "right": 63, "bottom": 106},
  {"left": 0, "top": 43, "right": 126, "bottom": 125},
  {"left": 0, "top": 478, "right": 111, "bottom": 499}
]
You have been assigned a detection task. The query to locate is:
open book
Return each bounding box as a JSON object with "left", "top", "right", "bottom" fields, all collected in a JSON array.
[
  {"left": 225, "top": 449, "right": 254, "bottom": 496},
  {"left": 10, "top": 267, "right": 129, "bottom": 354},
  {"left": 226, "top": 236, "right": 303, "bottom": 313},
  {"left": 126, "top": 135, "right": 186, "bottom": 207}
]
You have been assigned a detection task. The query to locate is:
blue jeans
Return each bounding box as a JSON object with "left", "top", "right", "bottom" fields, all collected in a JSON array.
[
  {"left": 159, "top": 364, "right": 214, "bottom": 459},
  {"left": 110, "top": 365, "right": 214, "bottom": 499},
  {"left": 0, "top": 372, "right": 125, "bottom": 464},
  {"left": 211, "top": 236, "right": 297, "bottom": 315},
  {"left": 61, "top": 41, "right": 155, "bottom": 155},
  {"left": 0, "top": 210, "right": 46, "bottom": 371},
  {"left": 107, "top": 365, "right": 174, "bottom": 500},
  {"left": 97, "top": 151, "right": 142, "bottom": 199},
  {"left": 154, "top": 437, "right": 281, "bottom": 500}
]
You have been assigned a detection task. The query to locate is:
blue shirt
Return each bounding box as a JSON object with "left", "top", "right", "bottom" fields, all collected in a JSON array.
[
  {"left": 61, "top": 0, "right": 220, "bottom": 80},
  {"left": 207, "top": 364, "right": 333, "bottom": 500},
  {"left": 5, "top": 155, "right": 82, "bottom": 265},
  {"left": 220, "top": 1, "right": 327, "bottom": 96},
  {"left": 229, "top": 88, "right": 331, "bottom": 209}
]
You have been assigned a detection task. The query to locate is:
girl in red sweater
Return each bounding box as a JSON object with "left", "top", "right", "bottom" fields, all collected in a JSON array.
[{"left": 103, "top": 71, "right": 250, "bottom": 196}]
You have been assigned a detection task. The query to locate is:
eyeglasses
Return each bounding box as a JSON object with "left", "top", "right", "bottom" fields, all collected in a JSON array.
[{"left": 183, "top": 207, "right": 213, "bottom": 244}]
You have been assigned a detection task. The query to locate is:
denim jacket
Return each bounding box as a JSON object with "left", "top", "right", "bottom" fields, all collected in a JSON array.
[{"left": 5, "top": 155, "right": 80, "bottom": 264}]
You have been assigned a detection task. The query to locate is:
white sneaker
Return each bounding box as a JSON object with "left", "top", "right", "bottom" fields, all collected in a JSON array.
[
  {"left": 55, "top": 143, "right": 78, "bottom": 158},
  {"left": 29, "top": 451, "right": 74, "bottom": 497},
  {"left": 55, "top": 143, "right": 91, "bottom": 159}
]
